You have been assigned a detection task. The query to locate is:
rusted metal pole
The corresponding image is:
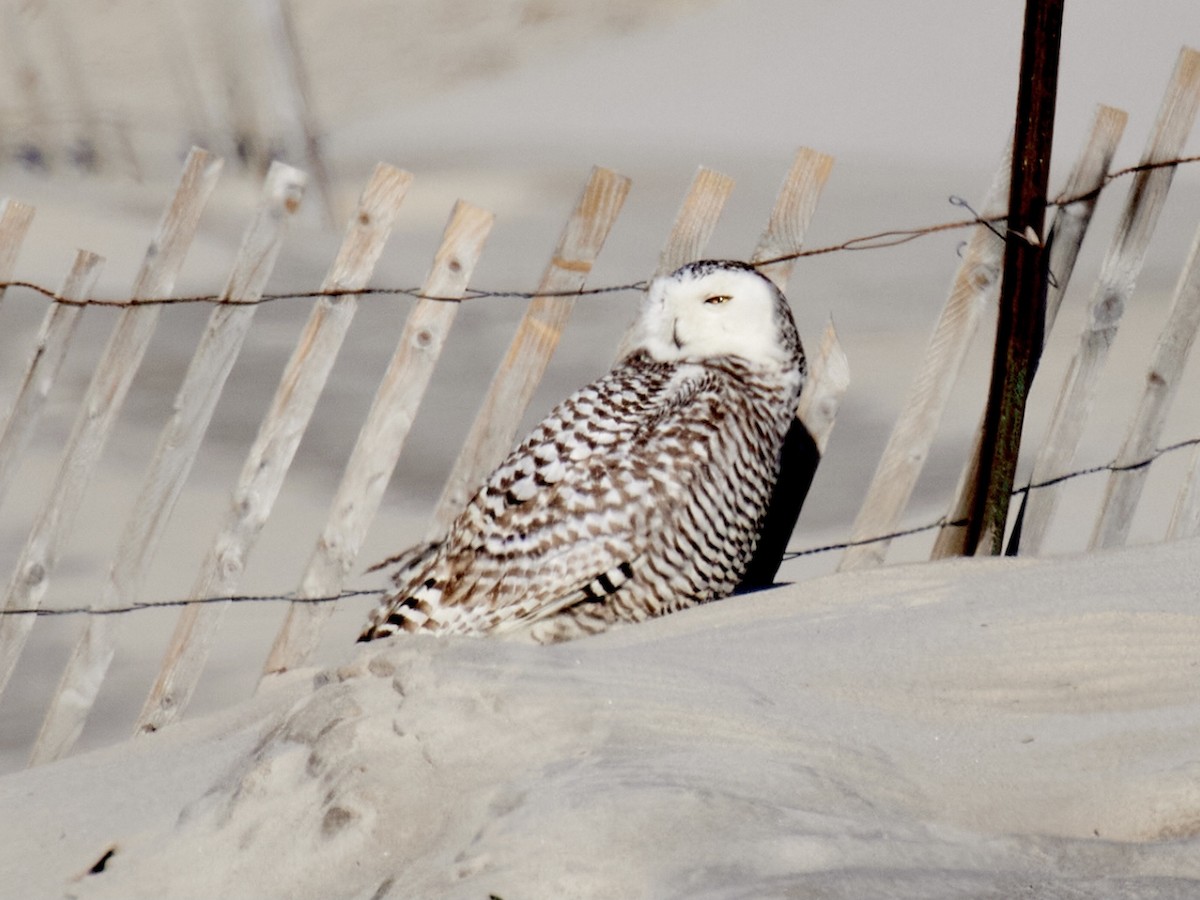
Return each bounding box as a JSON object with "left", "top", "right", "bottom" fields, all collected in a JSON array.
[{"left": 966, "top": 0, "right": 1064, "bottom": 555}]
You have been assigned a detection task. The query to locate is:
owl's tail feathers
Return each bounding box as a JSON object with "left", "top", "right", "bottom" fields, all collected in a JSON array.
[
  {"left": 358, "top": 541, "right": 447, "bottom": 642},
  {"left": 358, "top": 575, "right": 444, "bottom": 642}
]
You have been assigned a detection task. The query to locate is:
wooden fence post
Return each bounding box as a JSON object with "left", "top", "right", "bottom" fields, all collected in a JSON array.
[
  {"left": 0, "top": 148, "right": 223, "bottom": 698},
  {"left": 428, "top": 167, "right": 631, "bottom": 535},
  {"left": 134, "top": 164, "right": 412, "bottom": 735},
  {"left": 967, "top": 0, "right": 1064, "bottom": 556},
  {"left": 261, "top": 200, "right": 494, "bottom": 676},
  {"left": 837, "top": 145, "right": 1011, "bottom": 572},
  {"left": 0, "top": 250, "right": 105, "bottom": 515},
  {"left": 1090, "top": 221, "right": 1200, "bottom": 549},
  {"left": 1017, "top": 47, "right": 1200, "bottom": 554},
  {"left": 931, "top": 104, "right": 1127, "bottom": 558},
  {"left": 28, "top": 162, "right": 306, "bottom": 766}
]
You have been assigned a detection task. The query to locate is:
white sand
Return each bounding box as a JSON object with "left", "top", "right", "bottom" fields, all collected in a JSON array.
[{"left": 3, "top": 538, "right": 1199, "bottom": 898}]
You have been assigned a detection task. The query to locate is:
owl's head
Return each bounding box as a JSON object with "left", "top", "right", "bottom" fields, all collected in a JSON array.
[{"left": 629, "top": 260, "right": 804, "bottom": 370}]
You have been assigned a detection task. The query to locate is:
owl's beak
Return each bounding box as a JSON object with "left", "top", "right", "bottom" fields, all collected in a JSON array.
[{"left": 671, "top": 318, "right": 683, "bottom": 350}]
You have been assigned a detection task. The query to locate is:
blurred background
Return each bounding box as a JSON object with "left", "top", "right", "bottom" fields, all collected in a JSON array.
[{"left": 0, "top": 0, "right": 1197, "bottom": 768}]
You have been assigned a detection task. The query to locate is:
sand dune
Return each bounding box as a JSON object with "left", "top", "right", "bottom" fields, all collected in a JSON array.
[{"left": 3, "top": 538, "right": 1197, "bottom": 898}]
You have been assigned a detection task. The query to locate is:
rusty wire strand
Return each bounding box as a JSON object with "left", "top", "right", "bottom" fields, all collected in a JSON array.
[
  {"left": 5, "top": 433, "right": 1199, "bottom": 618},
  {"left": 2, "top": 153, "right": 1197, "bottom": 309}
]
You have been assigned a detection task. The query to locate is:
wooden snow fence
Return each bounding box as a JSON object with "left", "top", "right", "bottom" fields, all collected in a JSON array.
[
  {"left": 2, "top": 44, "right": 1200, "bottom": 770},
  {"left": 0, "top": 144, "right": 846, "bottom": 768},
  {"left": 0, "top": 0, "right": 336, "bottom": 218},
  {"left": 841, "top": 44, "right": 1200, "bottom": 568}
]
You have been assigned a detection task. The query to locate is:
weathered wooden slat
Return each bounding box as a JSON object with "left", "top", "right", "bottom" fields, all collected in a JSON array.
[
  {"left": 837, "top": 145, "right": 1011, "bottom": 572},
  {"left": 428, "top": 167, "right": 630, "bottom": 535},
  {"left": 1018, "top": 47, "right": 1200, "bottom": 554},
  {"left": 0, "top": 198, "right": 35, "bottom": 314},
  {"left": 135, "top": 163, "right": 413, "bottom": 735},
  {"left": 613, "top": 166, "right": 734, "bottom": 361},
  {"left": 658, "top": 166, "right": 736, "bottom": 276},
  {"left": 751, "top": 147, "right": 835, "bottom": 291},
  {"left": 1090, "top": 221, "right": 1200, "bottom": 549},
  {"left": 28, "top": 162, "right": 306, "bottom": 766},
  {"left": 796, "top": 319, "right": 851, "bottom": 456},
  {"left": 1043, "top": 106, "right": 1132, "bottom": 326},
  {"left": 261, "top": 200, "right": 494, "bottom": 676},
  {"left": 0, "top": 251, "right": 104, "bottom": 514},
  {"left": 931, "top": 104, "right": 1128, "bottom": 558},
  {"left": 0, "top": 148, "right": 223, "bottom": 698}
]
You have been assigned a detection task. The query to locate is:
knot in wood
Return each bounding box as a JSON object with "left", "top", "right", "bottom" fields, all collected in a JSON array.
[
  {"left": 970, "top": 262, "right": 998, "bottom": 292},
  {"left": 1094, "top": 290, "right": 1124, "bottom": 328},
  {"left": 23, "top": 562, "right": 45, "bottom": 586}
]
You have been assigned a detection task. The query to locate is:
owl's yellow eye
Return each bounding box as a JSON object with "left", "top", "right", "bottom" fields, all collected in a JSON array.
[{"left": 703, "top": 294, "right": 732, "bottom": 305}]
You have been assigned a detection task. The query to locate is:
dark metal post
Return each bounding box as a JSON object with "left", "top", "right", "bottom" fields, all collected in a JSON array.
[{"left": 966, "top": 0, "right": 1065, "bottom": 555}]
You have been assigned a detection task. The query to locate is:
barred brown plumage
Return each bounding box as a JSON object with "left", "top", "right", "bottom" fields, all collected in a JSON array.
[{"left": 359, "top": 260, "right": 806, "bottom": 644}]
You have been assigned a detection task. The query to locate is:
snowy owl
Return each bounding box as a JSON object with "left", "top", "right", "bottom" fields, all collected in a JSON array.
[{"left": 359, "top": 259, "right": 806, "bottom": 644}]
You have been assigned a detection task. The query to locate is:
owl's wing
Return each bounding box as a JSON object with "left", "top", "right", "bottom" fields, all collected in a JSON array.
[{"left": 433, "top": 360, "right": 724, "bottom": 631}]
